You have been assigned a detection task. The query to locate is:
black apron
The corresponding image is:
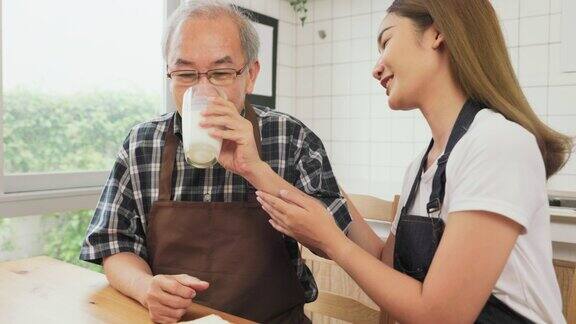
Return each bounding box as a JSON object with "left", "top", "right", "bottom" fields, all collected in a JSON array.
[{"left": 393, "top": 99, "right": 533, "bottom": 323}]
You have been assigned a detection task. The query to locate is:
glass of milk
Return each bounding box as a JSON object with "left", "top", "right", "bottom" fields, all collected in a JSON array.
[{"left": 181, "top": 84, "right": 226, "bottom": 168}]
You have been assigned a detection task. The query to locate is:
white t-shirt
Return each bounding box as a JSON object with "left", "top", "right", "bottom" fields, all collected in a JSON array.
[{"left": 391, "top": 109, "right": 565, "bottom": 324}]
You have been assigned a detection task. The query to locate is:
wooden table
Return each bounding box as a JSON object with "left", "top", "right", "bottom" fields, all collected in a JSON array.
[{"left": 0, "top": 256, "right": 255, "bottom": 323}]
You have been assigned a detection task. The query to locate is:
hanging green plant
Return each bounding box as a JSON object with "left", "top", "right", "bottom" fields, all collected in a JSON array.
[{"left": 288, "top": 0, "right": 309, "bottom": 26}]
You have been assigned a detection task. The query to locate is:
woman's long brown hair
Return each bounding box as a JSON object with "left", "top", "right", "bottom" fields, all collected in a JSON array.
[{"left": 387, "top": 0, "right": 574, "bottom": 177}]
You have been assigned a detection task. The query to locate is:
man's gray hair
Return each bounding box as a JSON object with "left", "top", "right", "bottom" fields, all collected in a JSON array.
[{"left": 162, "top": 0, "right": 260, "bottom": 65}]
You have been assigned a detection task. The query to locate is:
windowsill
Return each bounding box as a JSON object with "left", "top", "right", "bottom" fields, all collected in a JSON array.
[{"left": 0, "top": 187, "right": 102, "bottom": 218}]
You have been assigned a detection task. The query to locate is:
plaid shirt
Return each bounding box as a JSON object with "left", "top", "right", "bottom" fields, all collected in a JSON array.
[{"left": 80, "top": 105, "right": 351, "bottom": 302}]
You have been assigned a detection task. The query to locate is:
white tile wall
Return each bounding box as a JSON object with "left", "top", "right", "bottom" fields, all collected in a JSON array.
[
  {"left": 371, "top": 0, "right": 393, "bottom": 13},
  {"left": 284, "top": 0, "right": 576, "bottom": 199},
  {"left": 312, "top": 66, "right": 330, "bottom": 96},
  {"left": 311, "top": 0, "right": 329, "bottom": 21},
  {"left": 232, "top": 0, "right": 300, "bottom": 134},
  {"left": 550, "top": 0, "right": 561, "bottom": 14},
  {"left": 523, "top": 86, "right": 548, "bottom": 116},
  {"left": 297, "top": 21, "right": 315, "bottom": 45},
  {"left": 331, "top": 63, "right": 350, "bottom": 95},
  {"left": 350, "top": 14, "right": 371, "bottom": 39},
  {"left": 501, "top": 20, "right": 519, "bottom": 47},
  {"left": 314, "top": 43, "right": 332, "bottom": 65},
  {"left": 332, "top": 40, "right": 351, "bottom": 63},
  {"left": 332, "top": 0, "right": 351, "bottom": 18},
  {"left": 519, "top": 45, "right": 549, "bottom": 86},
  {"left": 519, "top": 16, "right": 549, "bottom": 45},
  {"left": 278, "top": 21, "right": 295, "bottom": 45},
  {"left": 519, "top": 0, "right": 550, "bottom": 17},
  {"left": 332, "top": 17, "right": 352, "bottom": 41},
  {"left": 549, "top": 44, "right": 576, "bottom": 85},
  {"left": 549, "top": 13, "right": 561, "bottom": 43},
  {"left": 351, "top": 0, "right": 372, "bottom": 16},
  {"left": 313, "top": 96, "right": 331, "bottom": 118}
]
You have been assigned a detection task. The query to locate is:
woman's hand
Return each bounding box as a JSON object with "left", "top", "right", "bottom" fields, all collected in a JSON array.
[
  {"left": 255, "top": 189, "right": 349, "bottom": 256},
  {"left": 199, "top": 98, "right": 262, "bottom": 176}
]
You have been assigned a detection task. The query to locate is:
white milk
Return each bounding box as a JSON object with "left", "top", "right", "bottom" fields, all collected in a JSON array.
[{"left": 182, "top": 93, "right": 222, "bottom": 168}]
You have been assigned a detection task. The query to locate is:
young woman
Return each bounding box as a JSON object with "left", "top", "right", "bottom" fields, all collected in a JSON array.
[{"left": 255, "top": 0, "right": 573, "bottom": 323}]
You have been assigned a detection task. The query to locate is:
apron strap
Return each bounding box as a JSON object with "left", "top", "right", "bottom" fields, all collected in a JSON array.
[
  {"left": 426, "top": 99, "right": 483, "bottom": 214},
  {"left": 158, "top": 103, "right": 263, "bottom": 202},
  {"left": 400, "top": 99, "right": 484, "bottom": 216},
  {"left": 159, "top": 117, "right": 178, "bottom": 201},
  {"left": 401, "top": 140, "right": 433, "bottom": 216}
]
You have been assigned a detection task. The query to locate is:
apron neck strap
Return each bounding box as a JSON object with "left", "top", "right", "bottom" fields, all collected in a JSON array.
[
  {"left": 159, "top": 117, "right": 178, "bottom": 201},
  {"left": 158, "top": 103, "right": 263, "bottom": 201},
  {"left": 401, "top": 99, "right": 484, "bottom": 216},
  {"left": 401, "top": 140, "right": 433, "bottom": 216}
]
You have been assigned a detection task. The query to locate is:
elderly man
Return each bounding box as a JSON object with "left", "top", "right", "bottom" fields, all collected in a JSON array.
[{"left": 80, "top": 1, "right": 350, "bottom": 323}]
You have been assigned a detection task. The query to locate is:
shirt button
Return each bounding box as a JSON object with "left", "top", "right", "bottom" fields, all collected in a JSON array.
[{"left": 203, "top": 194, "right": 211, "bottom": 202}]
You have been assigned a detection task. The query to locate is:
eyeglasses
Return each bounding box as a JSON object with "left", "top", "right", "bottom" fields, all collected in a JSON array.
[{"left": 167, "top": 63, "right": 248, "bottom": 86}]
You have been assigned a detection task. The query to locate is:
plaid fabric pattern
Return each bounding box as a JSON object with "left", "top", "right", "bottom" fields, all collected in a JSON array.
[{"left": 80, "top": 105, "right": 351, "bottom": 302}]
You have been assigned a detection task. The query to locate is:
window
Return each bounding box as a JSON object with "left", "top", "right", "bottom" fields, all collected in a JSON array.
[
  {"left": 0, "top": 209, "right": 101, "bottom": 272},
  {"left": 0, "top": 0, "right": 179, "bottom": 217},
  {"left": 2, "top": 0, "right": 165, "bottom": 193}
]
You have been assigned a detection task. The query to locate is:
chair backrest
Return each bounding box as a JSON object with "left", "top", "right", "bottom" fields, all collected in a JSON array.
[
  {"left": 302, "top": 246, "right": 381, "bottom": 323},
  {"left": 303, "top": 189, "right": 400, "bottom": 323},
  {"left": 305, "top": 290, "right": 381, "bottom": 323},
  {"left": 344, "top": 191, "right": 400, "bottom": 223},
  {"left": 553, "top": 259, "right": 576, "bottom": 324}
]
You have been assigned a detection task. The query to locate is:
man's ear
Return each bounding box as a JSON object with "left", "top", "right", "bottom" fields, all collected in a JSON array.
[{"left": 245, "top": 60, "right": 261, "bottom": 94}]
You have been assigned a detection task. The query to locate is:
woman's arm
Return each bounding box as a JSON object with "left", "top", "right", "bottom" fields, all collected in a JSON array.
[
  {"left": 256, "top": 190, "right": 521, "bottom": 324},
  {"left": 380, "top": 234, "right": 395, "bottom": 267},
  {"left": 332, "top": 211, "right": 521, "bottom": 323},
  {"left": 339, "top": 189, "right": 387, "bottom": 259}
]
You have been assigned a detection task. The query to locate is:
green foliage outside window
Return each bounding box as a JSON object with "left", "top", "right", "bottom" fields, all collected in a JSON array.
[
  {"left": 2, "top": 88, "right": 159, "bottom": 271},
  {"left": 0, "top": 218, "right": 16, "bottom": 252},
  {"left": 4, "top": 88, "right": 159, "bottom": 173},
  {"left": 42, "top": 210, "right": 103, "bottom": 273}
]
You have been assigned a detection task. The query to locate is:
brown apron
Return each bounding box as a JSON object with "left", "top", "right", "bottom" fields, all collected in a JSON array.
[{"left": 146, "top": 105, "right": 310, "bottom": 323}]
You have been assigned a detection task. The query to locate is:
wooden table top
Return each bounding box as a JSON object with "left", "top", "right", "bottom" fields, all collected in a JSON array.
[{"left": 0, "top": 256, "right": 255, "bottom": 324}]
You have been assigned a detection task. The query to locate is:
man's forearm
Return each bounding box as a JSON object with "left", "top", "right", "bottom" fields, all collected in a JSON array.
[
  {"left": 102, "top": 252, "right": 153, "bottom": 307},
  {"left": 244, "top": 161, "right": 300, "bottom": 196}
]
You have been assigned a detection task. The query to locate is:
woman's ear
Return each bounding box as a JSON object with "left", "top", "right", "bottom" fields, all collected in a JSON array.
[{"left": 431, "top": 28, "right": 445, "bottom": 50}]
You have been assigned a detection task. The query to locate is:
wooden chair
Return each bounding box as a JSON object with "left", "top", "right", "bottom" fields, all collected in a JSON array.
[
  {"left": 305, "top": 291, "right": 380, "bottom": 323},
  {"left": 345, "top": 193, "right": 400, "bottom": 223},
  {"left": 553, "top": 259, "right": 576, "bottom": 324},
  {"left": 302, "top": 246, "right": 382, "bottom": 324},
  {"left": 303, "top": 190, "right": 400, "bottom": 323}
]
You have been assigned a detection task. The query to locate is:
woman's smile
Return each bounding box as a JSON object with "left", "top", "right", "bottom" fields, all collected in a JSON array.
[{"left": 381, "top": 74, "right": 394, "bottom": 95}]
